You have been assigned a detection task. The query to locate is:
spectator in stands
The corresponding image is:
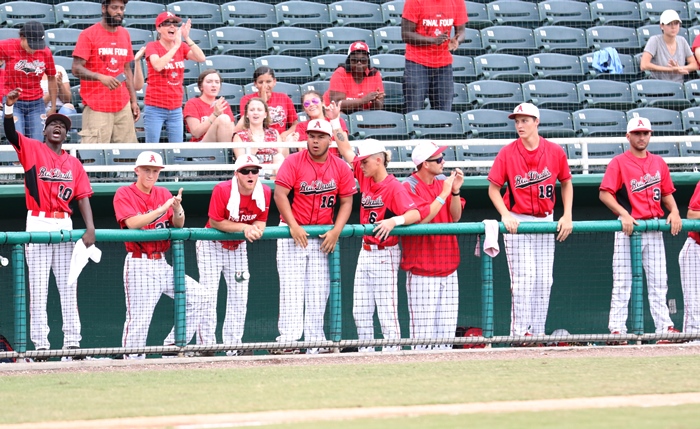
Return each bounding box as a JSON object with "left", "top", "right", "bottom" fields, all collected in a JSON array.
[
  {"left": 237, "top": 66, "right": 298, "bottom": 140},
  {"left": 401, "top": 0, "right": 466, "bottom": 113},
  {"left": 233, "top": 97, "right": 285, "bottom": 173},
  {"left": 287, "top": 90, "right": 348, "bottom": 156},
  {"left": 324, "top": 41, "right": 384, "bottom": 113},
  {"left": 143, "top": 12, "right": 205, "bottom": 143},
  {"left": 0, "top": 21, "right": 57, "bottom": 141},
  {"left": 72, "top": 0, "right": 139, "bottom": 144},
  {"left": 41, "top": 65, "right": 76, "bottom": 116},
  {"left": 183, "top": 69, "right": 235, "bottom": 143},
  {"left": 642, "top": 9, "right": 697, "bottom": 83}
]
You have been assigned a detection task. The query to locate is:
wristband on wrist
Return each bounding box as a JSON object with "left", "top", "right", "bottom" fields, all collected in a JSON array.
[
  {"left": 330, "top": 118, "right": 341, "bottom": 129},
  {"left": 435, "top": 196, "right": 446, "bottom": 205},
  {"left": 4, "top": 104, "right": 13, "bottom": 115},
  {"left": 451, "top": 192, "right": 460, "bottom": 196},
  {"left": 394, "top": 215, "right": 406, "bottom": 226}
]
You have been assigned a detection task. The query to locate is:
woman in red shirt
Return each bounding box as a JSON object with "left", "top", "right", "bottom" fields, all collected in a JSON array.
[
  {"left": 183, "top": 69, "right": 235, "bottom": 143},
  {"left": 144, "top": 12, "right": 205, "bottom": 143},
  {"left": 237, "top": 66, "right": 298, "bottom": 140},
  {"left": 324, "top": 41, "right": 384, "bottom": 114}
]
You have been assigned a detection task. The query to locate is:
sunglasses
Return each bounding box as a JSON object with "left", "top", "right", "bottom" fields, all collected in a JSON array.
[
  {"left": 238, "top": 168, "right": 260, "bottom": 175},
  {"left": 303, "top": 97, "right": 321, "bottom": 108},
  {"left": 350, "top": 58, "right": 369, "bottom": 64},
  {"left": 160, "top": 21, "right": 180, "bottom": 27},
  {"left": 425, "top": 156, "right": 444, "bottom": 164}
]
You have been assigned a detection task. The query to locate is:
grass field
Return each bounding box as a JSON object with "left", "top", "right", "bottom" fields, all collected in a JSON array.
[{"left": 1, "top": 351, "right": 700, "bottom": 428}]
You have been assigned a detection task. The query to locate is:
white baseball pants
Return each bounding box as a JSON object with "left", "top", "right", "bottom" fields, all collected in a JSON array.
[
  {"left": 679, "top": 238, "right": 700, "bottom": 334},
  {"left": 406, "top": 270, "right": 458, "bottom": 351}
]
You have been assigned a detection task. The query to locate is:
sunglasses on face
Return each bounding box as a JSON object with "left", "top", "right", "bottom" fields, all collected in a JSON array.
[
  {"left": 350, "top": 58, "right": 369, "bottom": 64},
  {"left": 303, "top": 97, "right": 321, "bottom": 108},
  {"left": 425, "top": 156, "right": 444, "bottom": 164},
  {"left": 238, "top": 168, "right": 260, "bottom": 176},
  {"left": 160, "top": 21, "right": 180, "bottom": 27}
]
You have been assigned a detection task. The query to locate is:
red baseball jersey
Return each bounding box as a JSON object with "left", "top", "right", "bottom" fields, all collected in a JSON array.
[
  {"left": 145, "top": 41, "right": 190, "bottom": 110},
  {"left": 206, "top": 180, "right": 271, "bottom": 250},
  {"left": 275, "top": 150, "right": 357, "bottom": 225},
  {"left": 353, "top": 157, "right": 417, "bottom": 247},
  {"left": 688, "top": 181, "right": 700, "bottom": 244},
  {"left": 600, "top": 151, "right": 675, "bottom": 220},
  {"left": 402, "top": 0, "right": 468, "bottom": 68},
  {"left": 14, "top": 133, "right": 92, "bottom": 214},
  {"left": 0, "top": 39, "right": 56, "bottom": 101},
  {"left": 400, "top": 173, "right": 464, "bottom": 277},
  {"left": 113, "top": 183, "right": 174, "bottom": 254},
  {"left": 323, "top": 68, "right": 384, "bottom": 110},
  {"left": 73, "top": 23, "right": 134, "bottom": 112},
  {"left": 488, "top": 137, "right": 572, "bottom": 217},
  {"left": 183, "top": 97, "right": 236, "bottom": 142},
  {"left": 239, "top": 92, "right": 298, "bottom": 135}
]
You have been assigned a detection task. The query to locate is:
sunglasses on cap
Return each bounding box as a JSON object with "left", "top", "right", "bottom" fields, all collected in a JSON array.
[
  {"left": 238, "top": 168, "right": 260, "bottom": 175},
  {"left": 303, "top": 97, "right": 321, "bottom": 108},
  {"left": 425, "top": 156, "right": 444, "bottom": 164},
  {"left": 160, "top": 20, "right": 180, "bottom": 27}
]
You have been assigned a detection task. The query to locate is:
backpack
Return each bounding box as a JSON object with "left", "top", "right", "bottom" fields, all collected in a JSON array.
[
  {"left": 455, "top": 326, "right": 486, "bottom": 349},
  {"left": 0, "top": 334, "right": 15, "bottom": 363}
]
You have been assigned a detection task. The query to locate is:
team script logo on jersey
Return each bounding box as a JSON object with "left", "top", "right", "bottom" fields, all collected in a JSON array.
[
  {"left": 14, "top": 59, "right": 46, "bottom": 76},
  {"left": 38, "top": 167, "right": 73, "bottom": 182},
  {"left": 361, "top": 193, "right": 384, "bottom": 209},
  {"left": 299, "top": 179, "right": 337, "bottom": 195},
  {"left": 514, "top": 167, "right": 552, "bottom": 189},
  {"left": 630, "top": 171, "right": 661, "bottom": 192}
]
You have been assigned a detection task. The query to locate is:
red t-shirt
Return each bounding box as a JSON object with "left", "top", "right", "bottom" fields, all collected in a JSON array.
[
  {"left": 145, "top": 41, "right": 190, "bottom": 109},
  {"left": 235, "top": 128, "right": 280, "bottom": 164},
  {"left": 400, "top": 173, "right": 464, "bottom": 276},
  {"left": 14, "top": 133, "right": 92, "bottom": 214},
  {"left": 688, "top": 181, "right": 700, "bottom": 244},
  {"left": 600, "top": 151, "right": 675, "bottom": 220},
  {"left": 487, "top": 138, "right": 572, "bottom": 217},
  {"left": 692, "top": 34, "right": 700, "bottom": 64},
  {"left": 323, "top": 67, "right": 384, "bottom": 110},
  {"left": 274, "top": 150, "right": 357, "bottom": 225},
  {"left": 353, "top": 158, "right": 417, "bottom": 247},
  {"left": 402, "top": 0, "right": 467, "bottom": 68},
  {"left": 183, "top": 97, "right": 236, "bottom": 142},
  {"left": 0, "top": 39, "right": 55, "bottom": 101},
  {"left": 73, "top": 23, "right": 134, "bottom": 112},
  {"left": 113, "top": 183, "right": 175, "bottom": 254},
  {"left": 239, "top": 92, "right": 297, "bottom": 135},
  {"left": 206, "top": 180, "right": 271, "bottom": 251}
]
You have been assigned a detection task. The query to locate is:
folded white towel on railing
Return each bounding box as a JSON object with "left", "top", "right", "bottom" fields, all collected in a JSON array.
[
  {"left": 68, "top": 240, "right": 102, "bottom": 285},
  {"left": 475, "top": 219, "right": 500, "bottom": 258}
]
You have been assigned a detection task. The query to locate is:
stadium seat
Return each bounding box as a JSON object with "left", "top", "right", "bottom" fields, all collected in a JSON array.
[
  {"left": 580, "top": 52, "right": 639, "bottom": 82},
  {"left": 639, "top": 0, "right": 689, "bottom": 26},
  {"left": 481, "top": 26, "right": 538, "bottom": 55},
  {"left": 586, "top": 26, "right": 641, "bottom": 54},
  {"left": 165, "top": 148, "right": 230, "bottom": 178},
  {"left": 522, "top": 79, "right": 581, "bottom": 111},
  {"left": 254, "top": 55, "right": 311, "bottom": 85},
  {"left": 487, "top": 1, "right": 540, "bottom": 28},
  {"left": 381, "top": 80, "right": 405, "bottom": 113},
  {"left": 680, "top": 140, "right": 700, "bottom": 156},
  {"left": 75, "top": 149, "right": 107, "bottom": 167},
  {"left": 369, "top": 54, "right": 405, "bottom": 83},
  {"left": 577, "top": 80, "right": 635, "bottom": 111},
  {"left": 538, "top": 109, "right": 576, "bottom": 139},
  {"left": 405, "top": 110, "right": 464, "bottom": 139},
  {"left": 126, "top": 28, "right": 154, "bottom": 52},
  {"left": 464, "top": 1, "right": 492, "bottom": 29},
  {"left": 681, "top": 107, "right": 700, "bottom": 134},
  {"left": 348, "top": 110, "right": 408, "bottom": 140},
  {"left": 627, "top": 107, "right": 684, "bottom": 136},
  {"left": 527, "top": 53, "right": 584, "bottom": 82},
  {"left": 330, "top": 1, "right": 384, "bottom": 30},
  {"left": 167, "top": 1, "right": 224, "bottom": 30},
  {"left": 467, "top": 80, "right": 524, "bottom": 111},
  {"left": 687, "top": 25, "right": 700, "bottom": 45},
  {"left": 534, "top": 26, "right": 588, "bottom": 56},
  {"left": 630, "top": 79, "right": 691, "bottom": 111},
  {"left": 685, "top": 80, "right": 700, "bottom": 107},
  {"left": 310, "top": 54, "right": 346, "bottom": 80},
  {"left": 589, "top": 0, "right": 641, "bottom": 28},
  {"left": 70, "top": 85, "right": 83, "bottom": 112},
  {"left": 454, "top": 143, "right": 502, "bottom": 162},
  {"left": 461, "top": 109, "right": 515, "bottom": 139},
  {"left": 0, "top": 2, "right": 56, "bottom": 28},
  {"left": 300, "top": 80, "right": 331, "bottom": 97},
  {"left": 221, "top": 1, "right": 277, "bottom": 30},
  {"left": 45, "top": 28, "right": 83, "bottom": 57},
  {"left": 453, "top": 28, "right": 486, "bottom": 57},
  {"left": 55, "top": 1, "right": 102, "bottom": 29},
  {"left": 474, "top": 54, "right": 534, "bottom": 83},
  {"left": 380, "top": 0, "right": 404, "bottom": 26},
  {"left": 244, "top": 81, "right": 301, "bottom": 108},
  {"left": 187, "top": 28, "right": 212, "bottom": 56},
  {"left": 373, "top": 26, "right": 405, "bottom": 54},
  {"left": 53, "top": 56, "right": 78, "bottom": 86},
  {"left": 66, "top": 113, "right": 82, "bottom": 144},
  {"left": 106, "top": 149, "right": 166, "bottom": 166},
  {"left": 452, "top": 55, "right": 477, "bottom": 84},
  {"left": 321, "top": 27, "right": 375, "bottom": 54},
  {"left": 572, "top": 108, "right": 627, "bottom": 137},
  {"left": 186, "top": 83, "right": 245, "bottom": 115},
  {"left": 209, "top": 27, "right": 268, "bottom": 58},
  {"left": 568, "top": 140, "right": 625, "bottom": 173},
  {"left": 124, "top": 1, "right": 166, "bottom": 29},
  {"left": 275, "top": 1, "right": 331, "bottom": 30},
  {"left": 452, "top": 82, "right": 469, "bottom": 112},
  {"left": 202, "top": 55, "right": 255, "bottom": 86},
  {"left": 182, "top": 60, "right": 201, "bottom": 86},
  {"left": 646, "top": 142, "right": 681, "bottom": 157},
  {"left": 538, "top": 0, "right": 592, "bottom": 28},
  {"left": 637, "top": 24, "right": 688, "bottom": 48},
  {"left": 265, "top": 27, "right": 323, "bottom": 57},
  {"left": 689, "top": 3, "right": 700, "bottom": 28},
  {"left": 0, "top": 29, "right": 20, "bottom": 41}
]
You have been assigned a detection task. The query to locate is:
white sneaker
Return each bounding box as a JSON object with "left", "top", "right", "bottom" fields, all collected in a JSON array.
[
  {"left": 382, "top": 346, "right": 400, "bottom": 353},
  {"left": 124, "top": 353, "right": 145, "bottom": 360},
  {"left": 305, "top": 347, "right": 330, "bottom": 355},
  {"left": 357, "top": 347, "right": 376, "bottom": 353},
  {"left": 226, "top": 350, "right": 240, "bottom": 357}
]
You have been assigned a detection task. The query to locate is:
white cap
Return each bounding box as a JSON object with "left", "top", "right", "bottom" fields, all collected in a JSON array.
[
  {"left": 411, "top": 141, "right": 447, "bottom": 166},
  {"left": 356, "top": 139, "right": 388, "bottom": 161},
  {"left": 233, "top": 154, "right": 263, "bottom": 171},
  {"left": 135, "top": 151, "right": 164, "bottom": 168},
  {"left": 627, "top": 117, "right": 653, "bottom": 133},
  {"left": 508, "top": 102, "right": 540, "bottom": 120},
  {"left": 306, "top": 119, "right": 333, "bottom": 136},
  {"left": 659, "top": 9, "right": 681, "bottom": 25}
]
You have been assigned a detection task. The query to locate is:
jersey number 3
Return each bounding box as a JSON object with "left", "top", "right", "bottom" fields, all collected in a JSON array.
[{"left": 58, "top": 184, "right": 73, "bottom": 202}]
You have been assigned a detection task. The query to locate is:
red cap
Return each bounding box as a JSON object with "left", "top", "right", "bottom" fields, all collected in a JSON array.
[
  {"left": 348, "top": 41, "right": 370, "bottom": 56},
  {"left": 155, "top": 11, "right": 182, "bottom": 28}
]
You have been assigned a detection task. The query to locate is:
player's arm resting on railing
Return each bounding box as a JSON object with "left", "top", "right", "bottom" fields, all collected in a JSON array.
[
  {"left": 320, "top": 195, "right": 353, "bottom": 254},
  {"left": 3, "top": 88, "right": 21, "bottom": 149},
  {"left": 373, "top": 208, "right": 421, "bottom": 241},
  {"left": 488, "top": 182, "right": 519, "bottom": 233},
  {"left": 556, "top": 179, "right": 574, "bottom": 242},
  {"left": 661, "top": 194, "right": 682, "bottom": 236},
  {"left": 77, "top": 197, "right": 96, "bottom": 247},
  {"left": 599, "top": 190, "right": 637, "bottom": 236},
  {"left": 421, "top": 172, "right": 456, "bottom": 224},
  {"left": 274, "top": 185, "right": 309, "bottom": 248},
  {"left": 210, "top": 218, "right": 265, "bottom": 242}
]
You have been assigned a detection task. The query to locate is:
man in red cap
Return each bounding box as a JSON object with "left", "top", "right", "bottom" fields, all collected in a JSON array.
[{"left": 325, "top": 41, "right": 384, "bottom": 113}]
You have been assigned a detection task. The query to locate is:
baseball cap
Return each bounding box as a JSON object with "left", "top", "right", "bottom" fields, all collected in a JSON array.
[
  {"left": 44, "top": 113, "right": 71, "bottom": 131},
  {"left": 411, "top": 141, "right": 447, "bottom": 166},
  {"left": 20, "top": 21, "right": 46, "bottom": 51},
  {"left": 233, "top": 154, "right": 263, "bottom": 172},
  {"left": 659, "top": 9, "right": 681, "bottom": 25},
  {"left": 508, "top": 102, "right": 540, "bottom": 120},
  {"left": 155, "top": 11, "right": 182, "bottom": 28},
  {"left": 627, "top": 117, "right": 653, "bottom": 133},
  {"left": 355, "top": 139, "right": 388, "bottom": 161},
  {"left": 348, "top": 41, "right": 370, "bottom": 56},
  {"left": 306, "top": 119, "right": 333, "bottom": 136},
  {"left": 135, "top": 151, "right": 164, "bottom": 168}
]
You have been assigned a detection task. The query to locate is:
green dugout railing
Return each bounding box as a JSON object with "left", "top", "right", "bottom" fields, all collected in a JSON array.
[{"left": 1, "top": 219, "right": 698, "bottom": 357}]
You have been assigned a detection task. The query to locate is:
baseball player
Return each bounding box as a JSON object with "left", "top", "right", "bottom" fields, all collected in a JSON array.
[
  {"left": 680, "top": 181, "right": 700, "bottom": 338},
  {"left": 401, "top": 141, "right": 464, "bottom": 351},
  {"left": 274, "top": 119, "right": 357, "bottom": 354},
  {"left": 113, "top": 151, "right": 201, "bottom": 359},
  {"left": 196, "top": 154, "right": 271, "bottom": 356},
  {"left": 4, "top": 88, "right": 95, "bottom": 359},
  {"left": 600, "top": 117, "right": 681, "bottom": 342},
  {"left": 335, "top": 133, "right": 421, "bottom": 352},
  {"left": 487, "top": 103, "right": 573, "bottom": 341}
]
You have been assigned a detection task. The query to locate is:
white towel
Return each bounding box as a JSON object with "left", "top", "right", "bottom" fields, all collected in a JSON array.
[
  {"left": 475, "top": 219, "right": 500, "bottom": 257},
  {"left": 68, "top": 240, "right": 102, "bottom": 285},
  {"left": 226, "top": 179, "right": 266, "bottom": 221}
]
